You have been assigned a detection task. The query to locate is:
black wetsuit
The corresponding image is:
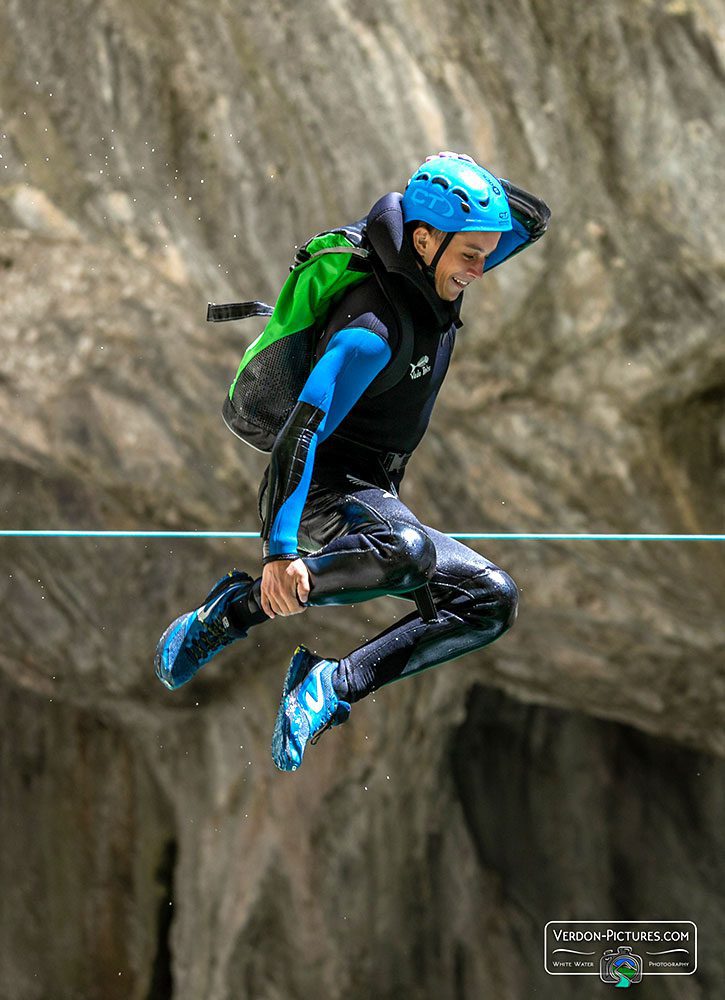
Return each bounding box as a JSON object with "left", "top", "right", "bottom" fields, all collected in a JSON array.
[{"left": 235, "top": 187, "right": 550, "bottom": 701}]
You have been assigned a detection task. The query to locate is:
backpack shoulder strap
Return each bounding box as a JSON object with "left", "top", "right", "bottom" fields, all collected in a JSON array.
[{"left": 292, "top": 221, "right": 371, "bottom": 271}]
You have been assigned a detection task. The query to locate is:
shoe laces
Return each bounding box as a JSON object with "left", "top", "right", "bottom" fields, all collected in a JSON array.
[
  {"left": 310, "top": 702, "right": 349, "bottom": 746},
  {"left": 189, "top": 617, "right": 236, "bottom": 665},
  {"left": 310, "top": 716, "right": 336, "bottom": 746}
]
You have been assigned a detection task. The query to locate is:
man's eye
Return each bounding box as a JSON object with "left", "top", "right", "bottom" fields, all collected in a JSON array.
[{"left": 463, "top": 254, "right": 475, "bottom": 261}]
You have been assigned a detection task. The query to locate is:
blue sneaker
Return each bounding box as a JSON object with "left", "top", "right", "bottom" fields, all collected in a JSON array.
[
  {"left": 155, "top": 570, "right": 254, "bottom": 690},
  {"left": 271, "top": 645, "right": 351, "bottom": 772}
]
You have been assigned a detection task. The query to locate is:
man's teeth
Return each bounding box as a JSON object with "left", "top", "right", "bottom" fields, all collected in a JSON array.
[{"left": 452, "top": 277, "right": 468, "bottom": 287}]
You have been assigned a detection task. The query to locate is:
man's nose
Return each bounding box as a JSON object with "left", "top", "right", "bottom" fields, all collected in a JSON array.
[{"left": 467, "top": 258, "right": 485, "bottom": 278}]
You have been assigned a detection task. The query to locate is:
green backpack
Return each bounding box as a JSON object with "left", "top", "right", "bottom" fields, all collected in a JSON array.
[{"left": 210, "top": 220, "right": 414, "bottom": 453}]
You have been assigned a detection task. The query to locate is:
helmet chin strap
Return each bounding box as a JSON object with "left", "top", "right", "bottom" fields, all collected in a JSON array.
[{"left": 415, "top": 231, "right": 455, "bottom": 288}]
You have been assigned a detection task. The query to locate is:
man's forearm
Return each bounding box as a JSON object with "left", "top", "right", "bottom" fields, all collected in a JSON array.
[
  {"left": 258, "top": 327, "right": 392, "bottom": 562},
  {"left": 261, "top": 401, "right": 325, "bottom": 564}
]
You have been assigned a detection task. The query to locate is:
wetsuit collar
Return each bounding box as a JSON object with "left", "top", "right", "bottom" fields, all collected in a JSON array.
[{"left": 365, "top": 192, "right": 464, "bottom": 330}]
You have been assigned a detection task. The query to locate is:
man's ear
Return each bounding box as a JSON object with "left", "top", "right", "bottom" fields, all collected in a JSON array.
[{"left": 413, "top": 226, "right": 428, "bottom": 254}]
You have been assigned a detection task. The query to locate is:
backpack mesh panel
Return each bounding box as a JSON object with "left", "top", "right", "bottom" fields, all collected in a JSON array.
[{"left": 229, "top": 328, "right": 314, "bottom": 439}]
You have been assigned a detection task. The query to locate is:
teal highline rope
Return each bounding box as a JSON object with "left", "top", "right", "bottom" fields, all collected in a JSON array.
[{"left": 0, "top": 531, "right": 723, "bottom": 541}]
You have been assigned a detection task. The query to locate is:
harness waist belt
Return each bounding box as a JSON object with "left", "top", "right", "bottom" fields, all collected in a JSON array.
[{"left": 323, "top": 434, "right": 411, "bottom": 474}]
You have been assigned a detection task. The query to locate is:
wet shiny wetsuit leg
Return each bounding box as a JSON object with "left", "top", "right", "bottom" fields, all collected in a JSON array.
[{"left": 245, "top": 461, "right": 518, "bottom": 703}]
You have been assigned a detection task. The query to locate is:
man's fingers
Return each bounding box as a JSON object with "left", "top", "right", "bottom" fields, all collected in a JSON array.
[
  {"left": 260, "top": 560, "right": 310, "bottom": 617},
  {"left": 297, "top": 572, "right": 310, "bottom": 603},
  {"left": 259, "top": 583, "right": 275, "bottom": 618},
  {"left": 262, "top": 585, "right": 295, "bottom": 617},
  {"left": 282, "top": 588, "right": 304, "bottom": 614},
  {"left": 287, "top": 562, "right": 310, "bottom": 605}
]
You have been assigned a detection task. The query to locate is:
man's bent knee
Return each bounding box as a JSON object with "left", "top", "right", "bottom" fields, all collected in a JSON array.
[
  {"left": 495, "top": 569, "right": 519, "bottom": 632},
  {"left": 454, "top": 567, "right": 519, "bottom": 636}
]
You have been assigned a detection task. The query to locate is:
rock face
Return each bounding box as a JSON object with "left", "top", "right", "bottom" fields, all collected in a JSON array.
[{"left": 0, "top": 1, "right": 723, "bottom": 997}]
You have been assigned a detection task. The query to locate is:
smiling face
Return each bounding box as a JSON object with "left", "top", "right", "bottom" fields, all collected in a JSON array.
[{"left": 412, "top": 227, "right": 502, "bottom": 301}]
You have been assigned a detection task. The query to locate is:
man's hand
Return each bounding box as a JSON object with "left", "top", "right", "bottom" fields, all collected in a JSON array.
[{"left": 260, "top": 559, "right": 311, "bottom": 618}]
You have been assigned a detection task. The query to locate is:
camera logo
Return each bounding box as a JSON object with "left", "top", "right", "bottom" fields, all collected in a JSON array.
[
  {"left": 600, "top": 946, "right": 643, "bottom": 987},
  {"left": 544, "top": 920, "right": 696, "bottom": 978}
]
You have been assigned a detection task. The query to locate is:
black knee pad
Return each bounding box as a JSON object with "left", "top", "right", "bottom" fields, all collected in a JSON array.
[{"left": 381, "top": 519, "right": 437, "bottom": 593}]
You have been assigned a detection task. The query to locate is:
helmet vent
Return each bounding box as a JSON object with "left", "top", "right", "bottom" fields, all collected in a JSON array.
[
  {"left": 450, "top": 186, "right": 472, "bottom": 213},
  {"left": 402, "top": 155, "right": 512, "bottom": 234}
]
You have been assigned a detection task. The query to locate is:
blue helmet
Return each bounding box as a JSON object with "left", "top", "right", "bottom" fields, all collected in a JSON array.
[{"left": 402, "top": 151, "right": 512, "bottom": 233}]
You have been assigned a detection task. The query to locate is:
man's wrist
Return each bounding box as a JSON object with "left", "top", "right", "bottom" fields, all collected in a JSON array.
[
  {"left": 262, "top": 537, "right": 299, "bottom": 562},
  {"left": 262, "top": 552, "right": 300, "bottom": 566}
]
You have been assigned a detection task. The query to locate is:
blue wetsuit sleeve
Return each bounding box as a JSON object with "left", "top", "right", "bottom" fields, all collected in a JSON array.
[
  {"left": 484, "top": 180, "right": 551, "bottom": 274},
  {"left": 261, "top": 327, "right": 392, "bottom": 562}
]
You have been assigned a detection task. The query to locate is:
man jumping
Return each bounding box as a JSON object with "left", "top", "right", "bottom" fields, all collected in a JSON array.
[{"left": 154, "top": 152, "right": 550, "bottom": 772}]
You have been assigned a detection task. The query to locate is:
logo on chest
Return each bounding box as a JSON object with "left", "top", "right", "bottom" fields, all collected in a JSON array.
[{"left": 409, "top": 355, "right": 432, "bottom": 380}]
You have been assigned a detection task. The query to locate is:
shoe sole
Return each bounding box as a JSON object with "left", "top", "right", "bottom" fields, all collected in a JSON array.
[
  {"left": 272, "top": 645, "right": 313, "bottom": 771},
  {"left": 154, "top": 612, "right": 195, "bottom": 689},
  {"left": 283, "top": 645, "right": 312, "bottom": 696}
]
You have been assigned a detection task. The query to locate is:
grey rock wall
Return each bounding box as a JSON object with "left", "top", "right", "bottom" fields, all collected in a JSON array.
[{"left": 0, "top": 0, "right": 723, "bottom": 997}]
